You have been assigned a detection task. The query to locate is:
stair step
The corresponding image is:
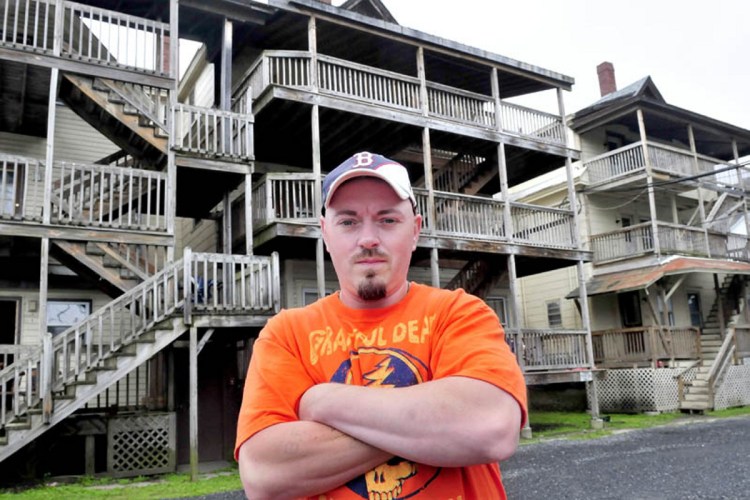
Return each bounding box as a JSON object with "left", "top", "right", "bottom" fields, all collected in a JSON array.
[
  {"left": 5, "top": 419, "right": 31, "bottom": 430},
  {"left": 102, "top": 255, "right": 124, "bottom": 268},
  {"left": 680, "top": 401, "right": 710, "bottom": 410},
  {"left": 92, "top": 78, "right": 111, "bottom": 92},
  {"left": 85, "top": 243, "right": 106, "bottom": 256},
  {"left": 135, "top": 332, "right": 156, "bottom": 343}
]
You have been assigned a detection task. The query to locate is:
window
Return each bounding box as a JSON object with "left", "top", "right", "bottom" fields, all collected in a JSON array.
[
  {"left": 47, "top": 300, "right": 91, "bottom": 335},
  {"left": 485, "top": 296, "right": 507, "bottom": 326},
  {"left": 546, "top": 300, "right": 562, "bottom": 328}
]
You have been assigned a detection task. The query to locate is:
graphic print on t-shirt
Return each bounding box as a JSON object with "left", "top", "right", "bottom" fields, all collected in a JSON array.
[{"left": 330, "top": 347, "right": 440, "bottom": 499}]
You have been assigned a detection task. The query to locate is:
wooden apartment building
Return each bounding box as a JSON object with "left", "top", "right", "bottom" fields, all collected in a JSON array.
[{"left": 0, "top": 0, "right": 594, "bottom": 480}]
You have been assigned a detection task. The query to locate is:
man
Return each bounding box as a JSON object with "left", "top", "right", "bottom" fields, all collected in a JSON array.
[{"left": 236, "top": 152, "right": 527, "bottom": 499}]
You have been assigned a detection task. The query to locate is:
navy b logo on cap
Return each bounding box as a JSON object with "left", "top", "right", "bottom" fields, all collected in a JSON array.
[{"left": 322, "top": 152, "right": 417, "bottom": 209}]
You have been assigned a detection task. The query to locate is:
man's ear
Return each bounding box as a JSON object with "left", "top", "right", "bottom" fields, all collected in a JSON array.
[
  {"left": 320, "top": 215, "right": 330, "bottom": 251},
  {"left": 413, "top": 214, "right": 423, "bottom": 250}
]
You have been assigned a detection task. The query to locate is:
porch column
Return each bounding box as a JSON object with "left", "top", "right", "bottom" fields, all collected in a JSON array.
[
  {"left": 245, "top": 173, "right": 253, "bottom": 255},
  {"left": 493, "top": 71, "right": 513, "bottom": 243},
  {"left": 558, "top": 88, "right": 600, "bottom": 421},
  {"left": 637, "top": 109, "right": 661, "bottom": 257},
  {"left": 166, "top": 0, "right": 179, "bottom": 261},
  {"left": 732, "top": 139, "right": 750, "bottom": 240},
  {"left": 223, "top": 193, "right": 232, "bottom": 254},
  {"left": 687, "top": 124, "right": 710, "bottom": 257},
  {"left": 312, "top": 105, "right": 325, "bottom": 297},
  {"left": 189, "top": 326, "right": 199, "bottom": 480},
  {"left": 308, "top": 17, "right": 318, "bottom": 91},
  {"left": 421, "top": 125, "right": 439, "bottom": 287}
]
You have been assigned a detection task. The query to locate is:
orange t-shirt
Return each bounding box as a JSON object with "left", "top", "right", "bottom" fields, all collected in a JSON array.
[{"left": 235, "top": 283, "right": 527, "bottom": 499}]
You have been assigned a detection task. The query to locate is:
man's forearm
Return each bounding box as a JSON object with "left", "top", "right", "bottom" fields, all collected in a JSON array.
[
  {"left": 299, "top": 376, "right": 522, "bottom": 468},
  {"left": 238, "top": 420, "right": 391, "bottom": 499}
]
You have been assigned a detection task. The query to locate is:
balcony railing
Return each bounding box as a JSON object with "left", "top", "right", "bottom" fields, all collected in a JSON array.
[
  {"left": 1, "top": 0, "right": 170, "bottom": 77},
  {"left": 238, "top": 50, "right": 566, "bottom": 147},
  {"left": 506, "top": 329, "right": 590, "bottom": 371},
  {"left": 592, "top": 326, "right": 701, "bottom": 368},
  {"left": 247, "top": 173, "right": 577, "bottom": 250},
  {"left": 510, "top": 202, "right": 574, "bottom": 248},
  {"left": 590, "top": 221, "right": 749, "bottom": 264},
  {"left": 585, "top": 141, "right": 740, "bottom": 188},
  {"left": 1, "top": 154, "right": 169, "bottom": 232},
  {"left": 171, "top": 103, "right": 253, "bottom": 160}
]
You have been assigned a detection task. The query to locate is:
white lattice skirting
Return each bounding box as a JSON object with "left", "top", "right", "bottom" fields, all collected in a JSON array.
[
  {"left": 714, "top": 365, "right": 750, "bottom": 410},
  {"left": 590, "top": 365, "right": 750, "bottom": 413},
  {"left": 108, "top": 413, "right": 176, "bottom": 478}
]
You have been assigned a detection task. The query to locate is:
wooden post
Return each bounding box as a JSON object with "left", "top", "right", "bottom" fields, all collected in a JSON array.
[
  {"left": 687, "top": 123, "right": 710, "bottom": 256},
  {"left": 637, "top": 109, "right": 661, "bottom": 257},
  {"left": 422, "top": 128, "right": 439, "bottom": 287},
  {"left": 714, "top": 274, "right": 726, "bottom": 339},
  {"left": 183, "top": 247, "right": 193, "bottom": 325},
  {"left": 308, "top": 17, "right": 318, "bottom": 92},
  {"left": 245, "top": 173, "right": 253, "bottom": 255},
  {"left": 312, "top": 103, "right": 325, "bottom": 298},
  {"left": 189, "top": 325, "right": 198, "bottom": 480}
]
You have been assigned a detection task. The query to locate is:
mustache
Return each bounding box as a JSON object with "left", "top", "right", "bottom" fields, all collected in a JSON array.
[{"left": 352, "top": 248, "right": 388, "bottom": 260}]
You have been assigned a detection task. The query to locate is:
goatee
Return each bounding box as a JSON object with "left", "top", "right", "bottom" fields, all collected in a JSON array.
[{"left": 357, "top": 279, "right": 387, "bottom": 301}]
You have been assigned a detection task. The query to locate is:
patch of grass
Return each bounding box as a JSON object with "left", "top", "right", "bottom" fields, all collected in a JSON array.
[
  {"left": 524, "top": 407, "right": 750, "bottom": 443},
  {"left": 0, "top": 471, "right": 242, "bottom": 499}
]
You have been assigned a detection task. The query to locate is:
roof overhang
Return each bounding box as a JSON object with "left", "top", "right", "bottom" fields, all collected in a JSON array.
[{"left": 567, "top": 257, "right": 750, "bottom": 299}]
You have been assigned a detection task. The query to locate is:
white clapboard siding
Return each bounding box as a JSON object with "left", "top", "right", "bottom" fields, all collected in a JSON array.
[
  {"left": 54, "top": 105, "right": 120, "bottom": 164},
  {"left": 518, "top": 266, "right": 582, "bottom": 329}
]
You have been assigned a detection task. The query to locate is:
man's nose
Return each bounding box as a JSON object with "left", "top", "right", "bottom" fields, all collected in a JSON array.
[{"left": 358, "top": 221, "right": 380, "bottom": 248}]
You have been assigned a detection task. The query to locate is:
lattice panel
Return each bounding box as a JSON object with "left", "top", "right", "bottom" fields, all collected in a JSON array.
[
  {"left": 714, "top": 365, "right": 750, "bottom": 410},
  {"left": 591, "top": 368, "right": 680, "bottom": 413},
  {"left": 108, "top": 413, "right": 176, "bottom": 478}
]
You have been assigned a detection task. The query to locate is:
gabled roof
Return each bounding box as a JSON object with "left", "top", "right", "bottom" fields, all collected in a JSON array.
[
  {"left": 340, "top": 0, "right": 398, "bottom": 24},
  {"left": 573, "top": 76, "right": 664, "bottom": 121}
]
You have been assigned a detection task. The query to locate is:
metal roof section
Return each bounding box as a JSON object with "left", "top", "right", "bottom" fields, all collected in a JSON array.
[{"left": 567, "top": 257, "right": 750, "bottom": 298}]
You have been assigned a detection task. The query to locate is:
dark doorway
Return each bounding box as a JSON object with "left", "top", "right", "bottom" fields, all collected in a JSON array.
[
  {"left": 618, "top": 291, "right": 642, "bottom": 328},
  {"left": 687, "top": 293, "right": 703, "bottom": 328},
  {"left": 0, "top": 299, "right": 19, "bottom": 345},
  {"left": 174, "top": 336, "right": 244, "bottom": 465}
]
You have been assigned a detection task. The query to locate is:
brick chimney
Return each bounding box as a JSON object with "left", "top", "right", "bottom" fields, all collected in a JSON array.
[{"left": 597, "top": 61, "right": 617, "bottom": 97}]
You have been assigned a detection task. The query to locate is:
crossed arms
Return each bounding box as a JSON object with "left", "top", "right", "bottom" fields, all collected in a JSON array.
[{"left": 237, "top": 376, "right": 523, "bottom": 500}]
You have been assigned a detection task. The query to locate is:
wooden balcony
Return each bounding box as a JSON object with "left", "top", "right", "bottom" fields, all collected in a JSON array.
[
  {"left": 584, "top": 141, "right": 744, "bottom": 190},
  {"left": 249, "top": 173, "right": 578, "bottom": 252},
  {"left": 0, "top": 153, "right": 167, "bottom": 230},
  {"left": 0, "top": 0, "right": 170, "bottom": 78},
  {"left": 592, "top": 326, "right": 701, "bottom": 368},
  {"left": 590, "top": 221, "right": 750, "bottom": 264},
  {"left": 506, "top": 329, "right": 591, "bottom": 372},
  {"left": 171, "top": 101, "right": 254, "bottom": 161},
  {"left": 238, "top": 50, "right": 566, "bottom": 149}
]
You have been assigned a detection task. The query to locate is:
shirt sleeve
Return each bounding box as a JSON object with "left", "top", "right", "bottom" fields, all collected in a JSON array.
[
  {"left": 234, "top": 313, "right": 316, "bottom": 459},
  {"left": 429, "top": 290, "right": 528, "bottom": 425}
]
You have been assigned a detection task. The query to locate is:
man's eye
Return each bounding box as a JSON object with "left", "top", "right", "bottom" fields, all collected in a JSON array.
[
  {"left": 339, "top": 219, "right": 355, "bottom": 226},
  {"left": 381, "top": 218, "right": 396, "bottom": 224}
]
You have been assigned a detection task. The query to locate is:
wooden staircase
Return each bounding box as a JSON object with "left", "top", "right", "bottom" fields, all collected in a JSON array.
[
  {"left": 51, "top": 241, "right": 151, "bottom": 296},
  {"left": 445, "top": 257, "right": 507, "bottom": 299},
  {"left": 0, "top": 251, "right": 280, "bottom": 463},
  {"left": 679, "top": 274, "right": 743, "bottom": 412},
  {"left": 59, "top": 74, "right": 168, "bottom": 167}
]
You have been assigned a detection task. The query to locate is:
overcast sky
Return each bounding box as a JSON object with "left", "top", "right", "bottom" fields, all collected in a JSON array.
[{"left": 376, "top": 0, "right": 750, "bottom": 129}]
